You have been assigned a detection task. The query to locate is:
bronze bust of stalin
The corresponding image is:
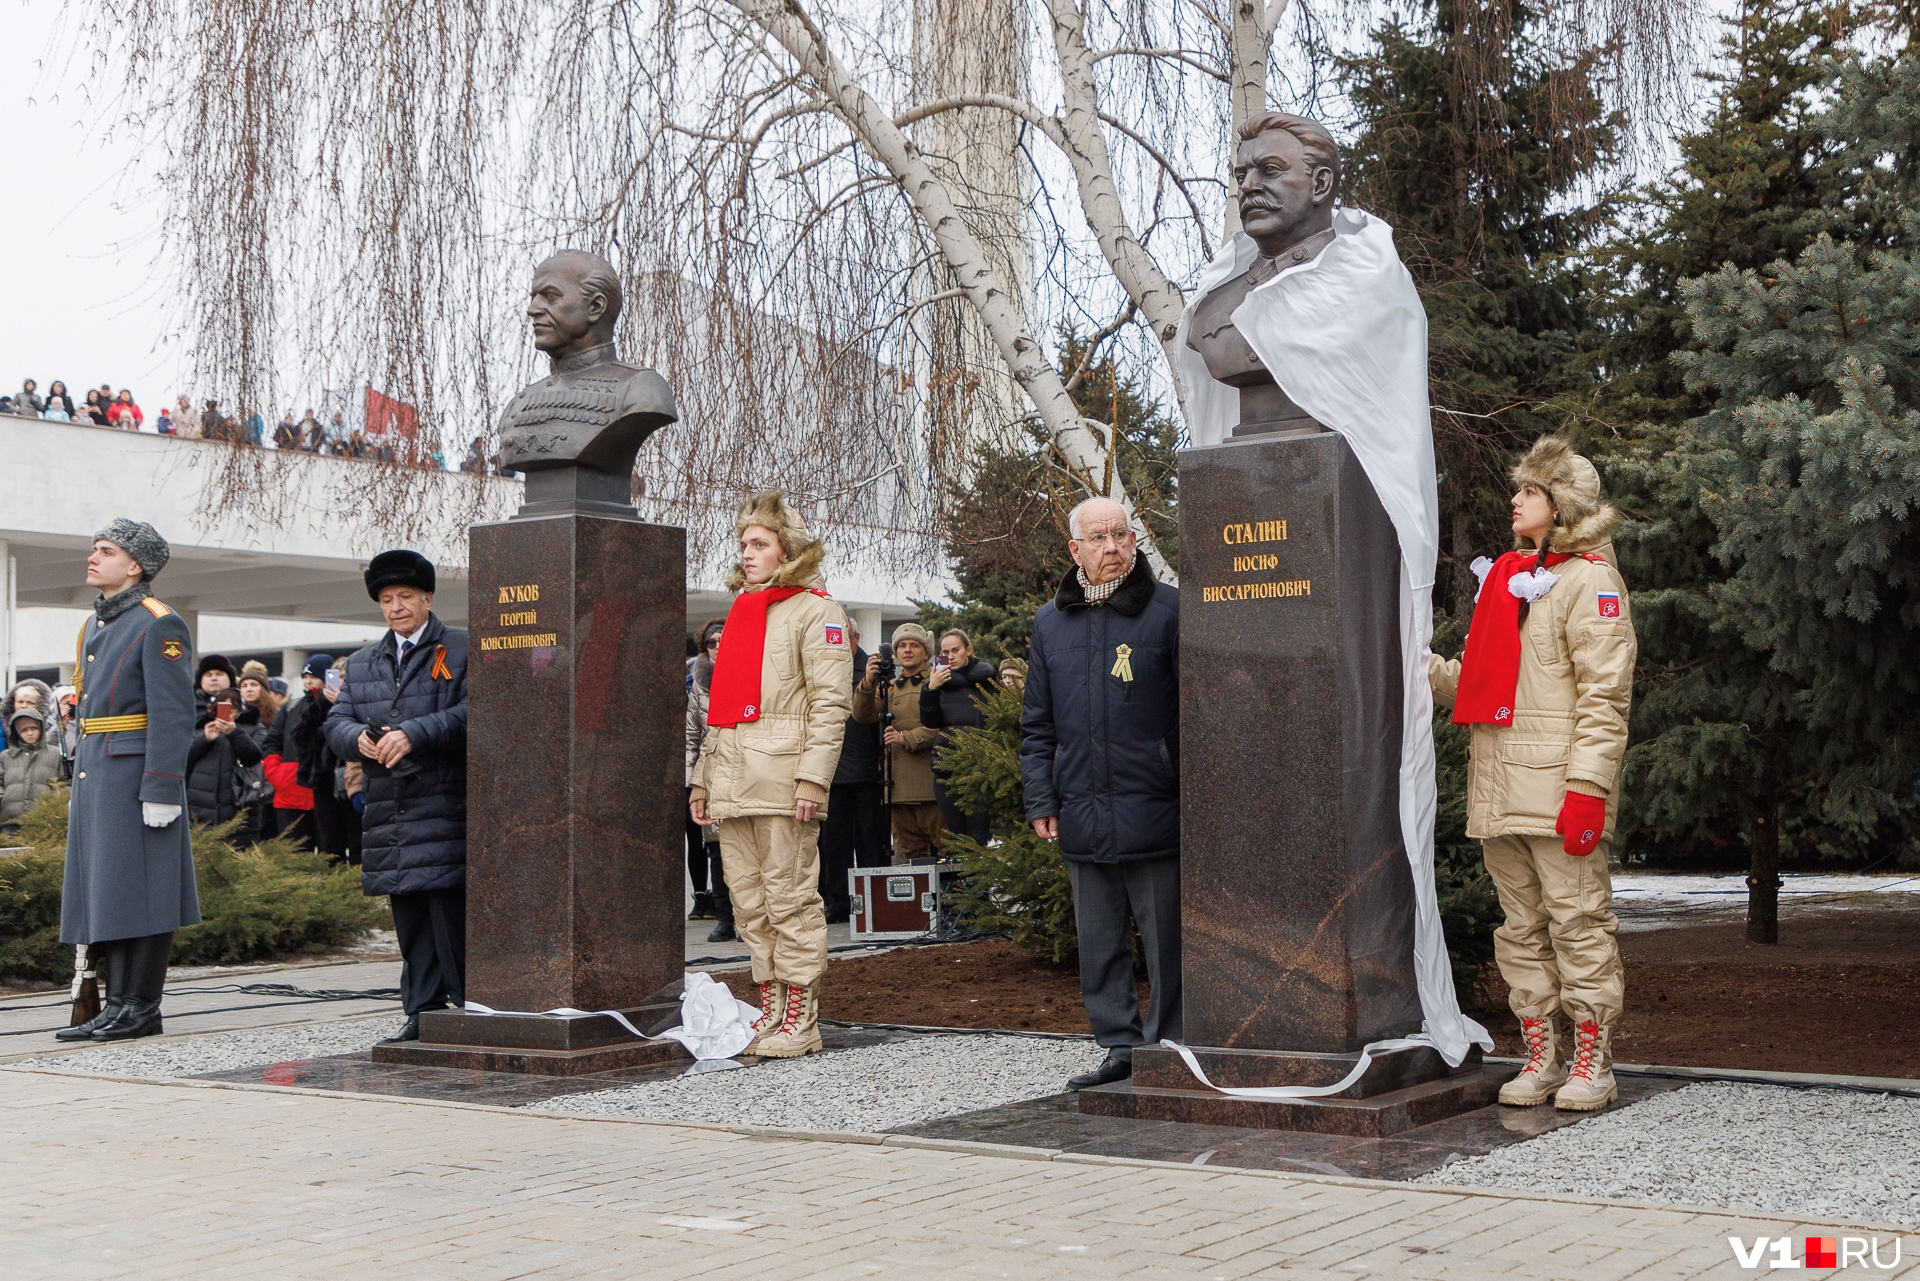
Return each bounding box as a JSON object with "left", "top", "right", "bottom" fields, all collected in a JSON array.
[
  {"left": 1187, "top": 113, "right": 1341, "bottom": 437},
  {"left": 499, "top": 250, "right": 678, "bottom": 519}
]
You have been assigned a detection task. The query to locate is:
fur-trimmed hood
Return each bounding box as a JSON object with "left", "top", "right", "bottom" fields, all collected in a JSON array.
[
  {"left": 1510, "top": 434, "right": 1621, "bottom": 554},
  {"left": 724, "top": 490, "right": 827, "bottom": 592}
]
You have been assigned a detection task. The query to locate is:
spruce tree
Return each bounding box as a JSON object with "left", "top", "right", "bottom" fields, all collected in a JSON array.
[
  {"left": 1341, "top": 0, "right": 1620, "bottom": 621},
  {"left": 1613, "top": 26, "right": 1920, "bottom": 940}
]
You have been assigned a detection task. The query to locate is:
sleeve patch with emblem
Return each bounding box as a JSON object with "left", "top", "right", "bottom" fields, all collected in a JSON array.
[
  {"left": 1596, "top": 591, "right": 1621, "bottom": 618},
  {"left": 823, "top": 623, "right": 844, "bottom": 646},
  {"left": 161, "top": 639, "right": 185, "bottom": 661}
]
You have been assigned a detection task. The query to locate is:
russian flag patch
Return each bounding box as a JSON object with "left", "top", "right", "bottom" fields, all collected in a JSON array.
[
  {"left": 1596, "top": 591, "right": 1621, "bottom": 618},
  {"left": 824, "top": 623, "right": 844, "bottom": 646}
]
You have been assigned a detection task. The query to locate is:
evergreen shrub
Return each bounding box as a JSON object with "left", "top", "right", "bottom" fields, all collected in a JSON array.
[
  {"left": 933, "top": 684, "right": 1079, "bottom": 965},
  {"left": 0, "top": 786, "right": 386, "bottom": 983}
]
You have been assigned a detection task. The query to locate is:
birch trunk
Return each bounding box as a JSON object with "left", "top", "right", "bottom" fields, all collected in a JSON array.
[{"left": 732, "top": 0, "right": 1176, "bottom": 581}]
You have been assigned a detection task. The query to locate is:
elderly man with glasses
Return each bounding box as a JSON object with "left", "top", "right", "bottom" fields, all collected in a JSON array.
[{"left": 1020, "top": 498, "right": 1182, "bottom": 1091}]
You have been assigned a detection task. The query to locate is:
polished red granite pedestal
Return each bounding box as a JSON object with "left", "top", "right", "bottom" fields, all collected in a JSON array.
[
  {"left": 374, "top": 512, "right": 689, "bottom": 1075},
  {"left": 1083, "top": 429, "right": 1499, "bottom": 1130}
]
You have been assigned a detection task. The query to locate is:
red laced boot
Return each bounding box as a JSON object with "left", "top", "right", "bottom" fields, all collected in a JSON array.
[
  {"left": 1498, "top": 1014, "right": 1568, "bottom": 1106},
  {"left": 745, "top": 980, "right": 786, "bottom": 1054},
  {"left": 754, "top": 982, "right": 822, "bottom": 1059},
  {"left": 1553, "top": 1018, "right": 1617, "bottom": 1111}
]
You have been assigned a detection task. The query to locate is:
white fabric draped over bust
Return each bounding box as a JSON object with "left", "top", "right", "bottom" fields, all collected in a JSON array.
[{"left": 1173, "top": 207, "right": 1492, "bottom": 1068}]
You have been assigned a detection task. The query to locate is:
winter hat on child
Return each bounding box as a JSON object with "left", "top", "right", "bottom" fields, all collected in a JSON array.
[{"left": 1509, "top": 435, "right": 1620, "bottom": 552}]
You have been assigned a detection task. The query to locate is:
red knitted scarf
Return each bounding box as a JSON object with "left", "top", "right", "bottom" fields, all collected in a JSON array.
[
  {"left": 1452, "top": 550, "right": 1575, "bottom": 726},
  {"left": 706, "top": 586, "right": 811, "bottom": 728}
]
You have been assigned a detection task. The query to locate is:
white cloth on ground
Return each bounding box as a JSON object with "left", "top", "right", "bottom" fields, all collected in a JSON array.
[{"left": 464, "top": 971, "right": 763, "bottom": 1061}]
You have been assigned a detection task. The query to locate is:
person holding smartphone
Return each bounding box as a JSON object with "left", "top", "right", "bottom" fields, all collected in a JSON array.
[
  {"left": 186, "top": 688, "right": 263, "bottom": 828},
  {"left": 918, "top": 628, "right": 998, "bottom": 846}
]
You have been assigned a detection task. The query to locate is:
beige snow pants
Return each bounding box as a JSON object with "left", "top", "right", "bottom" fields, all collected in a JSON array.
[
  {"left": 1481, "top": 833, "right": 1624, "bottom": 1029},
  {"left": 718, "top": 814, "right": 828, "bottom": 987}
]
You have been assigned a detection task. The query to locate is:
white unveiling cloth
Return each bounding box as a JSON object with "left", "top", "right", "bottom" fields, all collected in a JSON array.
[
  {"left": 463, "top": 970, "right": 763, "bottom": 1061},
  {"left": 1172, "top": 207, "right": 1493, "bottom": 1077}
]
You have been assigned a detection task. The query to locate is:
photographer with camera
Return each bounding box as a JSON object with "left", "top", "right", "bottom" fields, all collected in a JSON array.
[
  {"left": 326, "top": 550, "right": 469, "bottom": 1044},
  {"left": 852, "top": 622, "right": 942, "bottom": 864}
]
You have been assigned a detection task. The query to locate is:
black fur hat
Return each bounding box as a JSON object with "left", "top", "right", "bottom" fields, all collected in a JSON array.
[{"left": 364, "top": 550, "right": 436, "bottom": 599}]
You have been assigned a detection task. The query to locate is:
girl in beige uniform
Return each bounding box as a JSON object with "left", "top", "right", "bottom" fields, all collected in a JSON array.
[
  {"left": 690, "top": 492, "right": 852, "bottom": 1057},
  {"left": 1431, "top": 437, "right": 1636, "bottom": 1111}
]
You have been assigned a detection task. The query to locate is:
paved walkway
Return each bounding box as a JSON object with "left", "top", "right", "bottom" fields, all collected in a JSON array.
[{"left": 6, "top": 1070, "right": 1901, "bottom": 1280}]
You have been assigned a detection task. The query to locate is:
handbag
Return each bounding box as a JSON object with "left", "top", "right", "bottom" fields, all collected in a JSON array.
[{"left": 235, "top": 760, "right": 272, "bottom": 807}]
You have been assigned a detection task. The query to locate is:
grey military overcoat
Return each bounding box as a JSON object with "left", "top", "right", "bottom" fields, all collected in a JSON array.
[{"left": 60, "top": 592, "right": 202, "bottom": 944}]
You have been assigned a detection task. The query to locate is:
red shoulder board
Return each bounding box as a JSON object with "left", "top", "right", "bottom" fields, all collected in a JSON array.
[
  {"left": 1579, "top": 554, "right": 1607, "bottom": 564},
  {"left": 809, "top": 588, "right": 832, "bottom": 598}
]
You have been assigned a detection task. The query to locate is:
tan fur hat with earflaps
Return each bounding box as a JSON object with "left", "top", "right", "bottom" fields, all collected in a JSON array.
[
  {"left": 726, "top": 489, "right": 825, "bottom": 591},
  {"left": 1510, "top": 435, "right": 1620, "bottom": 552}
]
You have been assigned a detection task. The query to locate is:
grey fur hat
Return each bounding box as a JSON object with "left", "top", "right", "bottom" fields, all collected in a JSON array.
[{"left": 94, "top": 518, "right": 170, "bottom": 582}]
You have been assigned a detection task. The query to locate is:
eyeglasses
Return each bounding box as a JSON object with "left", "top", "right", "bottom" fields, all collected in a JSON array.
[{"left": 1074, "top": 530, "right": 1133, "bottom": 547}]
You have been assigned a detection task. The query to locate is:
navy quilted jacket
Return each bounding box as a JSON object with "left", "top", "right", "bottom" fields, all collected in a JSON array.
[
  {"left": 325, "top": 614, "right": 469, "bottom": 894},
  {"left": 1020, "top": 557, "right": 1180, "bottom": 863}
]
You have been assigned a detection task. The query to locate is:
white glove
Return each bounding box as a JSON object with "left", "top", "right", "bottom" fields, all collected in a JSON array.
[{"left": 142, "top": 803, "right": 182, "bottom": 828}]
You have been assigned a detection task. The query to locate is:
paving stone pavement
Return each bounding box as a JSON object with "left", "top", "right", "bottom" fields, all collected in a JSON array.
[{"left": 6, "top": 1069, "right": 1910, "bottom": 1280}]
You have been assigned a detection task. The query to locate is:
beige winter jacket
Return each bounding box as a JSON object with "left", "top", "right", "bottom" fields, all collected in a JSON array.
[
  {"left": 1430, "top": 533, "right": 1636, "bottom": 842},
  {"left": 689, "top": 550, "right": 853, "bottom": 822}
]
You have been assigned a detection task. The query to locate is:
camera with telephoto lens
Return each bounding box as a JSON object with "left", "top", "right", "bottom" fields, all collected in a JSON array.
[
  {"left": 874, "top": 642, "right": 897, "bottom": 684},
  {"left": 363, "top": 719, "right": 422, "bottom": 778}
]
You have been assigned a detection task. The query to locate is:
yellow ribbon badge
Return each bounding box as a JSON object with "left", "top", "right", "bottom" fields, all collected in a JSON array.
[{"left": 1110, "top": 643, "right": 1134, "bottom": 683}]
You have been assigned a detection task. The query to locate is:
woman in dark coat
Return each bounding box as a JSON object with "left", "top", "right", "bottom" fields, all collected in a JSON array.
[
  {"left": 918, "top": 627, "right": 998, "bottom": 845},
  {"left": 185, "top": 688, "right": 264, "bottom": 829}
]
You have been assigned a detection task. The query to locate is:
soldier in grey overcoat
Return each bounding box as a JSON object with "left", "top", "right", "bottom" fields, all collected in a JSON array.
[{"left": 56, "top": 519, "right": 200, "bottom": 1042}]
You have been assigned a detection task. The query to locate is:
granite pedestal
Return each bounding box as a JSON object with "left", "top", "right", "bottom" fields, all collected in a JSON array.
[
  {"left": 375, "top": 513, "right": 690, "bottom": 1075},
  {"left": 1081, "top": 428, "right": 1507, "bottom": 1132}
]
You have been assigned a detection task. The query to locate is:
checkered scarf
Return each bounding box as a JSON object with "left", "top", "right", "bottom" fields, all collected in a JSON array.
[{"left": 1077, "top": 553, "right": 1136, "bottom": 606}]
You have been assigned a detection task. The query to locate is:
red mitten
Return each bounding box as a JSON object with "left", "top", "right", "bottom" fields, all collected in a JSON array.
[{"left": 1555, "top": 791, "right": 1606, "bottom": 857}]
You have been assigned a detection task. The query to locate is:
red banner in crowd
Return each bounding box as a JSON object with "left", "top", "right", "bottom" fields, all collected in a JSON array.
[{"left": 364, "top": 387, "right": 419, "bottom": 439}]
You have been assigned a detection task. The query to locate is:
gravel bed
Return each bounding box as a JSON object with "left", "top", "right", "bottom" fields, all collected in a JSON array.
[
  {"left": 1417, "top": 1081, "right": 1920, "bottom": 1227},
  {"left": 8, "top": 1015, "right": 404, "bottom": 1079},
  {"left": 530, "top": 1034, "right": 1107, "bottom": 1132}
]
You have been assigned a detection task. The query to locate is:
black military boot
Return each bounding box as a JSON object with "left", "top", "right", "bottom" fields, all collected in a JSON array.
[
  {"left": 56, "top": 942, "right": 124, "bottom": 1041},
  {"left": 92, "top": 931, "right": 173, "bottom": 1041},
  {"left": 706, "top": 865, "right": 736, "bottom": 942}
]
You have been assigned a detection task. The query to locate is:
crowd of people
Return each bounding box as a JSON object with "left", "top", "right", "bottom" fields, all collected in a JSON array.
[
  {"left": 4, "top": 377, "right": 516, "bottom": 476},
  {"left": 0, "top": 653, "right": 364, "bottom": 866}
]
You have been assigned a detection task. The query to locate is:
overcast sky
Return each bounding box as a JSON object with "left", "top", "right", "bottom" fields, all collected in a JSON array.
[{"left": 0, "top": 1, "right": 185, "bottom": 413}]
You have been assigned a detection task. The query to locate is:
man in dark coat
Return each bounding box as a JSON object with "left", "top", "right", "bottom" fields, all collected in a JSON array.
[
  {"left": 1021, "top": 497, "right": 1181, "bottom": 1090},
  {"left": 325, "top": 550, "right": 469, "bottom": 1042},
  {"left": 817, "top": 619, "right": 887, "bottom": 921},
  {"left": 57, "top": 519, "right": 199, "bottom": 1042}
]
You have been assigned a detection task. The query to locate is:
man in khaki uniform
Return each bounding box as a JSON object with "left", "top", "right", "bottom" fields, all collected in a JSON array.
[
  {"left": 852, "top": 623, "right": 941, "bottom": 863},
  {"left": 690, "top": 492, "right": 851, "bottom": 1057},
  {"left": 1431, "top": 436, "right": 1635, "bottom": 1111}
]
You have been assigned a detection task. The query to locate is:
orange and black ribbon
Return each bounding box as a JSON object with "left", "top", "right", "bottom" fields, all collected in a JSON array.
[{"left": 431, "top": 644, "right": 451, "bottom": 681}]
